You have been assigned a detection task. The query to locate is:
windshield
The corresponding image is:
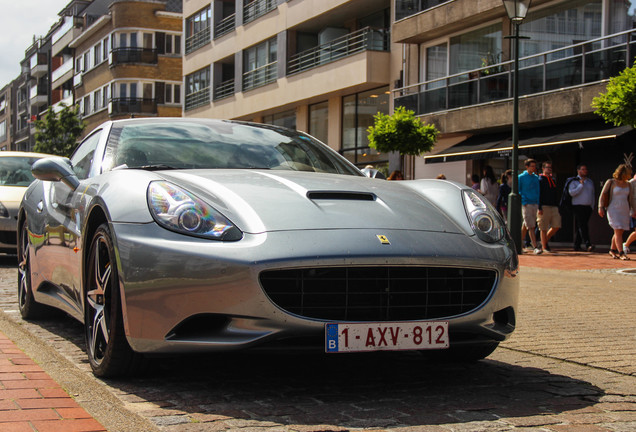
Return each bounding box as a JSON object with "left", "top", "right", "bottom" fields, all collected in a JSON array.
[
  {"left": 102, "top": 120, "right": 362, "bottom": 176},
  {"left": 0, "top": 157, "right": 39, "bottom": 186}
]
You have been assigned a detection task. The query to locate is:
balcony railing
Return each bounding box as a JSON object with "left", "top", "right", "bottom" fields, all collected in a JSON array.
[
  {"left": 394, "top": 29, "right": 636, "bottom": 117},
  {"left": 185, "top": 26, "right": 211, "bottom": 54},
  {"left": 395, "top": 0, "right": 454, "bottom": 21},
  {"left": 288, "top": 27, "right": 390, "bottom": 75},
  {"left": 214, "top": 79, "right": 235, "bottom": 100},
  {"left": 243, "top": 0, "right": 277, "bottom": 24},
  {"left": 184, "top": 87, "right": 210, "bottom": 111},
  {"left": 111, "top": 48, "right": 158, "bottom": 65},
  {"left": 110, "top": 98, "right": 157, "bottom": 115},
  {"left": 243, "top": 62, "right": 277, "bottom": 91},
  {"left": 214, "top": 14, "right": 235, "bottom": 39}
]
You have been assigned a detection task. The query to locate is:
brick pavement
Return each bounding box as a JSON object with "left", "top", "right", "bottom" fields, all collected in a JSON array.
[
  {"left": 0, "top": 331, "right": 106, "bottom": 432},
  {"left": 0, "top": 251, "right": 635, "bottom": 432}
]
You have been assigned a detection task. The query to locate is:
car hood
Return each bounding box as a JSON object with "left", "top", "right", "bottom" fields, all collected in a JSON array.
[{"left": 157, "top": 170, "right": 466, "bottom": 235}]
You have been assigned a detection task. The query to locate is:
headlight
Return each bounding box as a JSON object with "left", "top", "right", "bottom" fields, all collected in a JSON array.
[
  {"left": 462, "top": 189, "right": 504, "bottom": 243},
  {"left": 147, "top": 181, "right": 242, "bottom": 241},
  {"left": 0, "top": 202, "right": 8, "bottom": 218}
]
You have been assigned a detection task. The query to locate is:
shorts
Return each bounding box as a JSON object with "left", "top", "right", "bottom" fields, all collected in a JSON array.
[
  {"left": 522, "top": 204, "right": 539, "bottom": 229},
  {"left": 537, "top": 205, "right": 562, "bottom": 231}
]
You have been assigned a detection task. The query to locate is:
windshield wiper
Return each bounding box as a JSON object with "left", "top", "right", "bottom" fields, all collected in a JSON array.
[{"left": 136, "top": 164, "right": 179, "bottom": 171}]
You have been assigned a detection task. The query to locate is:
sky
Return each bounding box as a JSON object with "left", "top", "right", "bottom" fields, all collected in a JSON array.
[{"left": 0, "top": 0, "right": 70, "bottom": 86}]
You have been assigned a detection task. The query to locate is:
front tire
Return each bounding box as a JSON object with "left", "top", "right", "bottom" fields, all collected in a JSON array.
[
  {"left": 85, "top": 223, "right": 142, "bottom": 377},
  {"left": 17, "top": 220, "right": 49, "bottom": 319}
]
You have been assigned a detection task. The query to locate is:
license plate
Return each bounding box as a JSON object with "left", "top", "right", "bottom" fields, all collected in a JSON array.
[{"left": 325, "top": 321, "right": 449, "bottom": 353}]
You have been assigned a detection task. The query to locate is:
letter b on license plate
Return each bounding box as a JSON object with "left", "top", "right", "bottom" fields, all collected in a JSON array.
[{"left": 325, "top": 321, "right": 449, "bottom": 353}]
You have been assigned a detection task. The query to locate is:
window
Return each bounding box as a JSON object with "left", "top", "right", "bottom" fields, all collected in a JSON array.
[
  {"left": 263, "top": 110, "right": 296, "bottom": 129},
  {"left": 243, "top": 38, "right": 277, "bottom": 90},
  {"left": 83, "top": 51, "right": 90, "bottom": 72},
  {"left": 185, "top": 68, "right": 211, "bottom": 110},
  {"left": 164, "top": 84, "right": 181, "bottom": 104},
  {"left": 75, "top": 57, "right": 82, "bottom": 73},
  {"left": 83, "top": 96, "right": 90, "bottom": 116},
  {"left": 341, "top": 87, "right": 389, "bottom": 167},
  {"left": 0, "top": 95, "right": 5, "bottom": 115},
  {"left": 103, "top": 85, "right": 109, "bottom": 107},
  {"left": 130, "top": 33, "right": 138, "bottom": 48},
  {"left": 143, "top": 33, "right": 153, "bottom": 49},
  {"left": 309, "top": 101, "right": 329, "bottom": 145},
  {"left": 449, "top": 23, "right": 501, "bottom": 74},
  {"left": 103, "top": 37, "right": 109, "bottom": 61},
  {"left": 94, "top": 44, "right": 102, "bottom": 66},
  {"left": 94, "top": 89, "right": 101, "bottom": 111},
  {"left": 71, "top": 130, "right": 101, "bottom": 179},
  {"left": 186, "top": 7, "right": 211, "bottom": 38},
  {"left": 165, "top": 34, "right": 181, "bottom": 54},
  {"left": 0, "top": 120, "right": 6, "bottom": 142}
]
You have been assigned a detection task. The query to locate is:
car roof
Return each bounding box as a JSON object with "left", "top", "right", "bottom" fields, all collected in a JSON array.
[{"left": 0, "top": 151, "right": 53, "bottom": 158}]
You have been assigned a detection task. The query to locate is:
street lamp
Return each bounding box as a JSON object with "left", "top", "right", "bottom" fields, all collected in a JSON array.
[{"left": 503, "top": 0, "right": 532, "bottom": 254}]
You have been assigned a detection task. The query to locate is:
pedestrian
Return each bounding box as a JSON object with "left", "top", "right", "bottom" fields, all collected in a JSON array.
[
  {"left": 598, "top": 164, "right": 636, "bottom": 260},
  {"left": 518, "top": 158, "right": 541, "bottom": 254},
  {"left": 537, "top": 161, "right": 561, "bottom": 253},
  {"left": 387, "top": 170, "right": 404, "bottom": 180},
  {"left": 496, "top": 169, "right": 512, "bottom": 222},
  {"left": 480, "top": 165, "right": 498, "bottom": 206},
  {"left": 568, "top": 164, "right": 595, "bottom": 252},
  {"left": 471, "top": 174, "right": 480, "bottom": 190},
  {"left": 623, "top": 174, "right": 636, "bottom": 254}
]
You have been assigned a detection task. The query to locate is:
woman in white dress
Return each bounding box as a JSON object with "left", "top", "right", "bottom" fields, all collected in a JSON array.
[
  {"left": 479, "top": 165, "right": 498, "bottom": 206},
  {"left": 598, "top": 164, "right": 636, "bottom": 260}
]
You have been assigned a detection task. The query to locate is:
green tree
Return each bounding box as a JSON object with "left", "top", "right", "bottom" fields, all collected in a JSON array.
[
  {"left": 367, "top": 106, "right": 438, "bottom": 157},
  {"left": 34, "top": 104, "right": 86, "bottom": 157},
  {"left": 592, "top": 64, "right": 636, "bottom": 127}
]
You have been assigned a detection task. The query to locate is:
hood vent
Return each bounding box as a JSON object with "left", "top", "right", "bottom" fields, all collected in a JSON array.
[{"left": 307, "top": 191, "right": 376, "bottom": 201}]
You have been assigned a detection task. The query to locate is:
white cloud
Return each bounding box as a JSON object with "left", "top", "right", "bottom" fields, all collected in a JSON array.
[{"left": 0, "top": 0, "right": 70, "bottom": 86}]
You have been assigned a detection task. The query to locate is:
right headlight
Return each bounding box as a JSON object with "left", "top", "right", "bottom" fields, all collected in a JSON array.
[
  {"left": 0, "top": 202, "right": 8, "bottom": 218},
  {"left": 462, "top": 189, "right": 505, "bottom": 243},
  {"left": 147, "top": 181, "right": 242, "bottom": 241}
]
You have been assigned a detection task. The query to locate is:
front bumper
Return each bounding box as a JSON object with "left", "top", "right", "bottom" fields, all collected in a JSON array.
[{"left": 111, "top": 223, "right": 519, "bottom": 354}]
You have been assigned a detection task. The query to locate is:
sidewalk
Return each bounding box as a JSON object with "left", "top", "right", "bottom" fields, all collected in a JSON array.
[
  {"left": 518, "top": 246, "right": 636, "bottom": 270},
  {"left": 0, "top": 331, "right": 106, "bottom": 432}
]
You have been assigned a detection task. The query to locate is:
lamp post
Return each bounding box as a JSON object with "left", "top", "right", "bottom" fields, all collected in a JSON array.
[{"left": 503, "top": 0, "right": 531, "bottom": 254}]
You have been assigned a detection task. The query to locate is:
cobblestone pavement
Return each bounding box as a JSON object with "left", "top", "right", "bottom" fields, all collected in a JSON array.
[{"left": 0, "top": 254, "right": 635, "bottom": 432}]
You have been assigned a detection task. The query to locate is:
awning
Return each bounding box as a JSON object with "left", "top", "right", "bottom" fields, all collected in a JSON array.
[{"left": 424, "top": 121, "right": 633, "bottom": 163}]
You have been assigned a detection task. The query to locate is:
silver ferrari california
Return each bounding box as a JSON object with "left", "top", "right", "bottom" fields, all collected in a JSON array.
[{"left": 18, "top": 118, "right": 518, "bottom": 377}]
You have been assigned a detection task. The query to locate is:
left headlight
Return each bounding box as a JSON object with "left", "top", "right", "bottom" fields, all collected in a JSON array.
[
  {"left": 462, "top": 189, "right": 504, "bottom": 243},
  {"left": 0, "top": 202, "right": 8, "bottom": 218},
  {"left": 147, "top": 181, "right": 242, "bottom": 241}
]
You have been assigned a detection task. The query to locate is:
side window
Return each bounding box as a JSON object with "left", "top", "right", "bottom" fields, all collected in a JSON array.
[{"left": 71, "top": 131, "right": 102, "bottom": 180}]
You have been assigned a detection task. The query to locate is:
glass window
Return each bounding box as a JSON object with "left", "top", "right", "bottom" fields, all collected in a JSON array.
[
  {"left": 186, "top": 6, "right": 211, "bottom": 38},
  {"left": 521, "top": 0, "right": 603, "bottom": 57},
  {"left": 71, "top": 130, "right": 101, "bottom": 179},
  {"left": 263, "top": 110, "right": 296, "bottom": 129},
  {"left": 450, "top": 23, "right": 501, "bottom": 74},
  {"left": 103, "top": 37, "right": 109, "bottom": 60},
  {"left": 166, "top": 84, "right": 173, "bottom": 103},
  {"left": 94, "top": 44, "right": 101, "bottom": 65},
  {"left": 186, "top": 68, "right": 210, "bottom": 95},
  {"left": 341, "top": 87, "right": 389, "bottom": 167},
  {"left": 94, "top": 89, "right": 101, "bottom": 111},
  {"left": 0, "top": 120, "right": 6, "bottom": 141},
  {"left": 143, "top": 33, "right": 153, "bottom": 49},
  {"left": 130, "top": 33, "right": 138, "bottom": 48},
  {"left": 426, "top": 43, "right": 447, "bottom": 87},
  {"left": 309, "top": 101, "right": 329, "bottom": 145}
]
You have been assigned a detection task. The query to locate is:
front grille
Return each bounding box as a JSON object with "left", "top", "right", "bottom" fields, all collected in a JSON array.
[{"left": 260, "top": 267, "right": 497, "bottom": 321}]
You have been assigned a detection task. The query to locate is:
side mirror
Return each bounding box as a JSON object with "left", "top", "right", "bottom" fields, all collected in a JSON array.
[{"left": 32, "top": 157, "right": 80, "bottom": 190}]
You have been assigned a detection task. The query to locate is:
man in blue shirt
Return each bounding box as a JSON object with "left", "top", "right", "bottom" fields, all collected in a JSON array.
[
  {"left": 518, "top": 158, "right": 541, "bottom": 254},
  {"left": 568, "top": 164, "right": 595, "bottom": 251}
]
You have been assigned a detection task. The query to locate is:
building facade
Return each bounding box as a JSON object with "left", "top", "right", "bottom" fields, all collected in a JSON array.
[
  {"left": 71, "top": 0, "right": 183, "bottom": 135},
  {"left": 183, "top": 0, "right": 396, "bottom": 171},
  {"left": 392, "top": 0, "right": 636, "bottom": 246},
  {"left": 0, "top": 84, "right": 13, "bottom": 151}
]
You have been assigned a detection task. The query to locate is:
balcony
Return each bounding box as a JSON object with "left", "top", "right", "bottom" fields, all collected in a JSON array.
[
  {"left": 214, "top": 13, "right": 235, "bottom": 39},
  {"left": 185, "top": 27, "right": 211, "bottom": 55},
  {"left": 109, "top": 98, "right": 157, "bottom": 116},
  {"left": 110, "top": 48, "right": 158, "bottom": 65},
  {"left": 394, "top": 29, "right": 636, "bottom": 118},
  {"left": 243, "top": 0, "right": 277, "bottom": 24},
  {"left": 214, "top": 79, "right": 235, "bottom": 100},
  {"left": 288, "top": 27, "right": 390, "bottom": 75},
  {"left": 243, "top": 62, "right": 277, "bottom": 92},
  {"left": 30, "top": 84, "right": 48, "bottom": 104},
  {"left": 184, "top": 87, "right": 210, "bottom": 111},
  {"left": 394, "top": 0, "right": 453, "bottom": 21},
  {"left": 73, "top": 73, "right": 82, "bottom": 88},
  {"left": 52, "top": 60, "right": 74, "bottom": 85}
]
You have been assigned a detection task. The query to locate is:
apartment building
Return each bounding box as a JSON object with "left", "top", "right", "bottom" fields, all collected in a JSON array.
[
  {"left": 183, "top": 0, "right": 395, "bottom": 170},
  {"left": 70, "top": 0, "right": 183, "bottom": 135},
  {"left": 392, "top": 0, "right": 635, "bottom": 246},
  {"left": 0, "top": 84, "right": 13, "bottom": 151}
]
